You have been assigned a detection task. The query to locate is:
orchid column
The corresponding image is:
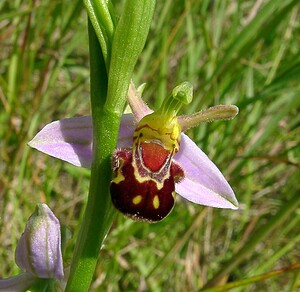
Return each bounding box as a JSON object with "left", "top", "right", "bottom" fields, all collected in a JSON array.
[{"left": 66, "top": 1, "right": 156, "bottom": 290}]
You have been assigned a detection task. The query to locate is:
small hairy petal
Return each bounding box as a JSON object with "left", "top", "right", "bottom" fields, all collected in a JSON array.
[
  {"left": 128, "top": 82, "right": 153, "bottom": 121},
  {"left": 28, "top": 114, "right": 135, "bottom": 167},
  {"left": 15, "top": 204, "right": 64, "bottom": 279},
  {"left": 178, "top": 105, "right": 239, "bottom": 131},
  {"left": 174, "top": 134, "right": 238, "bottom": 209}
]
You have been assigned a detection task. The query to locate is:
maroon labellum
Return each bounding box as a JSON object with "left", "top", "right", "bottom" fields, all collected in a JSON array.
[{"left": 110, "top": 142, "right": 184, "bottom": 222}]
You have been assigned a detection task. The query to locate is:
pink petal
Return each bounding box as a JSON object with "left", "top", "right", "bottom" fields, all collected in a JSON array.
[
  {"left": 174, "top": 134, "right": 238, "bottom": 209},
  {"left": 117, "top": 114, "right": 137, "bottom": 147},
  {"left": 29, "top": 114, "right": 135, "bottom": 167}
]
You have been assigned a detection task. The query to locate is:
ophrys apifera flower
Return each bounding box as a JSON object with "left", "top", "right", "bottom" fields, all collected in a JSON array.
[{"left": 29, "top": 82, "right": 239, "bottom": 222}]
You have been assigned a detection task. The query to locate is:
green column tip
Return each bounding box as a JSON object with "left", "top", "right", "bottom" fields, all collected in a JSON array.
[{"left": 172, "top": 81, "right": 193, "bottom": 105}]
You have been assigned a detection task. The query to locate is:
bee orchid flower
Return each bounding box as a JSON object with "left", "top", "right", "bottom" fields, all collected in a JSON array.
[{"left": 29, "top": 82, "right": 239, "bottom": 222}]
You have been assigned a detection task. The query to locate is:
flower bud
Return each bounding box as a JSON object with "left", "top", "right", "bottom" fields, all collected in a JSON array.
[{"left": 15, "top": 204, "right": 64, "bottom": 279}]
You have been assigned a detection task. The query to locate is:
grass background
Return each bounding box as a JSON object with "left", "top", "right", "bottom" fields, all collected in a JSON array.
[{"left": 1, "top": 0, "right": 300, "bottom": 290}]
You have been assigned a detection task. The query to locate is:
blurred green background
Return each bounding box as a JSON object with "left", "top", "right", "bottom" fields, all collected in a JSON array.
[{"left": 0, "top": 0, "right": 299, "bottom": 290}]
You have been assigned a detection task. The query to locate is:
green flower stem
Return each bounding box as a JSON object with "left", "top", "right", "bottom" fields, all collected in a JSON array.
[
  {"left": 66, "top": 1, "right": 155, "bottom": 291},
  {"left": 65, "top": 21, "right": 113, "bottom": 292},
  {"left": 202, "top": 192, "right": 300, "bottom": 289}
]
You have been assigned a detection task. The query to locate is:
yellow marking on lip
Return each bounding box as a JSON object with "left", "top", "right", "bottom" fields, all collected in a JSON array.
[
  {"left": 112, "top": 159, "right": 125, "bottom": 184},
  {"left": 113, "top": 171, "right": 125, "bottom": 184},
  {"left": 153, "top": 195, "right": 160, "bottom": 209},
  {"left": 132, "top": 195, "right": 142, "bottom": 205}
]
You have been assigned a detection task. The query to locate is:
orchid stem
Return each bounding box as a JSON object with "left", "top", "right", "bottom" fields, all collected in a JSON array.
[
  {"left": 66, "top": 1, "right": 156, "bottom": 290},
  {"left": 65, "top": 20, "right": 116, "bottom": 292}
]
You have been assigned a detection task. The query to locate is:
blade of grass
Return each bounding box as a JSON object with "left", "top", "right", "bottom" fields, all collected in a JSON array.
[
  {"left": 201, "top": 262, "right": 300, "bottom": 292},
  {"left": 202, "top": 191, "right": 300, "bottom": 288}
]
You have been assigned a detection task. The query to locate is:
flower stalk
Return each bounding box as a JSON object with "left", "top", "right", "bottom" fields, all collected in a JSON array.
[{"left": 66, "top": 1, "right": 156, "bottom": 290}]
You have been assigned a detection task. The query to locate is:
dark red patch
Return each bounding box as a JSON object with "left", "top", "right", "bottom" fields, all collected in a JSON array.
[
  {"left": 141, "top": 142, "right": 169, "bottom": 172},
  {"left": 171, "top": 161, "right": 185, "bottom": 183}
]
